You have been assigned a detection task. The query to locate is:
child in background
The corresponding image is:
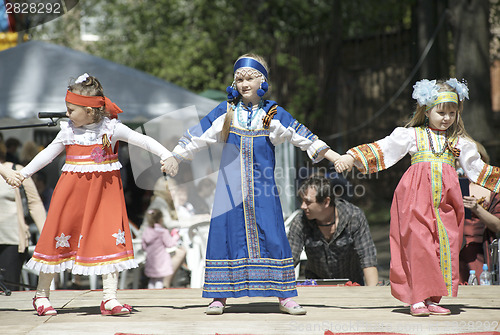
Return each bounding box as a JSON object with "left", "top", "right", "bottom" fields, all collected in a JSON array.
[
  {"left": 173, "top": 53, "right": 341, "bottom": 315},
  {"left": 142, "top": 208, "right": 180, "bottom": 289},
  {"left": 335, "top": 78, "right": 500, "bottom": 316},
  {"left": 9, "top": 73, "right": 178, "bottom": 316}
]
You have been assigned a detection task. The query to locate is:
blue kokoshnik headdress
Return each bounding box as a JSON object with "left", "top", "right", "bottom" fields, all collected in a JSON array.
[{"left": 226, "top": 57, "right": 269, "bottom": 100}]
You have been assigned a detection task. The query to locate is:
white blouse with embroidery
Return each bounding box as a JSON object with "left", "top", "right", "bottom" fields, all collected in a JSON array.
[
  {"left": 174, "top": 107, "right": 329, "bottom": 164},
  {"left": 347, "top": 127, "right": 498, "bottom": 191},
  {"left": 21, "top": 118, "right": 172, "bottom": 177}
]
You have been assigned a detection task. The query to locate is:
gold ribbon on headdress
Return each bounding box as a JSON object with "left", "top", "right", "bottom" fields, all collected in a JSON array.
[{"left": 426, "top": 92, "right": 459, "bottom": 111}]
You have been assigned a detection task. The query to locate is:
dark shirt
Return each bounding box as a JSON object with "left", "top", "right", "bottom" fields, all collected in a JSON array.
[{"left": 287, "top": 198, "right": 378, "bottom": 285}]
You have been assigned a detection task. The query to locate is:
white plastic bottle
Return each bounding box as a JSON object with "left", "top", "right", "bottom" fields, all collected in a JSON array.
[
  {"left": 468, "top": 269, "right": 478, "bottom": 285},
  {"left": 479, "top": 264, "right": 492, "bottom": 285}
]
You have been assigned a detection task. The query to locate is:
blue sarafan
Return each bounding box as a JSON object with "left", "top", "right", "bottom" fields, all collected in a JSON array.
[{"left": 173, "top": 100, "right": 329, "bottom": 298}]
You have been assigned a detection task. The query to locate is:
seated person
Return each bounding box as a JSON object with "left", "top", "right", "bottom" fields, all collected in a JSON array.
[
  {"left": 287, "top": 174, "right": 379, "bottom": 286},
  {"left": 459, "top": 142, "right": 500, "bottom": 283}
]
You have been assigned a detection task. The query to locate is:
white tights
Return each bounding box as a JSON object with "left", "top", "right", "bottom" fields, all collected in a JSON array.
[
  {"left": 102, "top": 271, "right": 127, "bottom": 311},
  {"left": 35, "top": 271, "right": 125, "bottom": 311},
  {"left": 34, "top": 272, "right": 56, "bottom": 309}
]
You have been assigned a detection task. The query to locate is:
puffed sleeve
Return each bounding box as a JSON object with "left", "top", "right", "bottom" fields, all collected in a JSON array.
[
  {"left": 459, "top": 138, "right": 500, "bottom": 193},
  {"left": 173, "top": 102, "right": 227, "bottom": 161},
  {"left": 347, "top": 127, "right": 415, "bottom": 174},
  {"left": 268, "top": 106, "right": 329, "bottom": 163}
]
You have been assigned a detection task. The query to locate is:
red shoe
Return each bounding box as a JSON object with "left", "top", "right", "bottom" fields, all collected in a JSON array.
[
  {"left": 100, "top": 299, "right": 132, "bottom": 316},
  {"left": 426, "top": 304, "right": 451, "bottom": 315},
  {"left": 410, "top": 305, "right": 430, "bottom": 316},
  {"left": 33, "top": 297, "right": 57, "bottom": 316}
]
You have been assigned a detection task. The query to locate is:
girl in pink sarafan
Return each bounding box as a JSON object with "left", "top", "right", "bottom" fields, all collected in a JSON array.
[
  {"left": 335, "top": 78, "right": 500, "bottom": 317},
  {"left": 141, "top": 208, "right": 180, "bottom": 289}
]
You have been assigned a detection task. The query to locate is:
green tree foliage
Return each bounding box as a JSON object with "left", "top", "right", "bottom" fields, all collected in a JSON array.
[
  {"left": 30, "top": 0, "right": 414, "bottom": 125},
  {"left": 84, "top": 0, "right": 413, "bottom": 123},
  {"left": 88, "top": 0, "right": 258, "bottom": 92}
]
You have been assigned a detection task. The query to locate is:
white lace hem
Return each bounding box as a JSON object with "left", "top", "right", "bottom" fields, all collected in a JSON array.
[
  {"left": 25, "top": 258, "right": 138, "bottom": 275},
  {"left": 61, "top": 162, "right": 122, "bottom": 173}
]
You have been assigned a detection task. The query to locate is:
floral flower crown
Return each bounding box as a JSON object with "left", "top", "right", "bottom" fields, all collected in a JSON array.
[{"left": 412, "top": 78, "right": 469, "bottom": 110}]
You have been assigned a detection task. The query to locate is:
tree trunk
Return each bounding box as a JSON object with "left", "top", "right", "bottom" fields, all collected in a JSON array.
[
  {"left": 416, "top": 0, "right": 439, "bottom": 78},
  {"left": 450, "top": 0, "right": 493, "bottom": 141},
  {"left": 413, "top": 0, "right": 449, "bottom": 79}
]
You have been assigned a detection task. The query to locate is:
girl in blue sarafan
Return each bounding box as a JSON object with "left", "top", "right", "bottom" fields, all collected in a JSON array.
[{"left": 173, "top": 53, "right": 340, "bottom": 315}]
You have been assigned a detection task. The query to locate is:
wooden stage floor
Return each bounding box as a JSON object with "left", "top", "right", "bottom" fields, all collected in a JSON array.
[{"left": 0, "top": 286, "right": 499, "bottom": 335}]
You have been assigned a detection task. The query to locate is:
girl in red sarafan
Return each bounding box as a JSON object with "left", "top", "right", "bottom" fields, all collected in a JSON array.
[{"left": 11, "top": 73, "right": 178, "bottom": 316}]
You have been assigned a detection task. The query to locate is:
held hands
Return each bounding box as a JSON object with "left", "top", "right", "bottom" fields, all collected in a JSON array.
[
  {"left": 161, "top": 157, "right": 179, "bottom": 177},
  {"left": 322, "top": 149, "right": 341, "bottom": 165},
  {"left": 1, "top": 169, "right": 25, "bottom": 188},
  {"left": 334, "top": 154, "right": 355, "bottom": 173}
]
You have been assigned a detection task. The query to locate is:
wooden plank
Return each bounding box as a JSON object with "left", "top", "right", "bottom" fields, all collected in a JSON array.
[{"left": 0, "top": 286, "right": 499, "bottom": 335}]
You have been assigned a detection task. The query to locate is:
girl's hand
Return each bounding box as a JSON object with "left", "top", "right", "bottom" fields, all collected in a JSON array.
[
  {"left": 335, "top": 154, "right": 355, "bottom": 172},
  {"left": 2, "top": 170, "right": 24, "bottom": 188},
  {"left": 322, "top": 149, "right": 341, "bottom": 164},
  {"left": 161, "top": 157, "right": 179, "bottom": 177}
]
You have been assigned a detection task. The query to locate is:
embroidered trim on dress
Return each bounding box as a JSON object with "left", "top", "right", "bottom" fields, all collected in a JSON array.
[
  {"left": 289, "top": 120, "right": 318, "bottom": 141},
  {"left": 240, "top": 135, "right": 260, "bottom": 259},
  {"left": 415, "top": 126, "right": 453, "bottom": 295},
  {"left": 477, "top": 164, "right": 500, "bottom": 193},
  {"left": 203, "top": 257, "right": 296, "bottom": 294},
  {"left": 411, "top": 151, "right": 454, "bottom": 166},
  {"left": 229, "top": 126, "right": 270, "bottom": 137},
  {"left": 349, "top": 143, "right": 386, "bottom": 174}
]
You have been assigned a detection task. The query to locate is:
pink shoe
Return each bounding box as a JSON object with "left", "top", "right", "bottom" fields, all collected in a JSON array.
[
  {"left": 279, "top": 298, "right": 307, "bottom": 315},
  {"left": 206, "top": 298, "right": 226, "bottom": 315},
  {"left": 426, "top": 304, "right": 451, "bottom": 315},
  {"left": 410, "top": 305, "right": 430, "bottom": 316}
]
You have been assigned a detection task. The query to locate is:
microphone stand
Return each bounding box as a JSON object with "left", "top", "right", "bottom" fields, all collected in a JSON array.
[{"left": 0, "top": 117, "right": 62, "bottom": 130}]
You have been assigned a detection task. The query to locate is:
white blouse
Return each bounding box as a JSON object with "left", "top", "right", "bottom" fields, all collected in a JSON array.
[
  {"left": 348, "top": 127, "right": 492, "bottom": 185},
  {"left": 174, "top": 107, "right": 329, "bottom": 164},
  {"left": 21, "top": 118, "right": 172, "bottom": 178}
]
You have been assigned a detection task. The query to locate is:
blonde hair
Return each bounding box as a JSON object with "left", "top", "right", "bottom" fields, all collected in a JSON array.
[
  {"left": 67, "top": 75, "right": 110, "bottom": 123},
  {"left": 475, "top": 141, "right": 490, "bottom": 164},
  {"left": 221, "top": 54, "right": 270, "bottom": 142},
  {"left": 146, "top": 208, "right": 163, "bottom": 227},
  {"left": 406, "top": 80, "right": 472, "bottom": 141},
  {"left": 153, "top": 178, "right": 178, "bottom": 221}
]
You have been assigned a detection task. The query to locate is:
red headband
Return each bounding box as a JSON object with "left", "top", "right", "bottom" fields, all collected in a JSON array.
[{"left": 65, "top": 91, "right": 123, "bottom": 119}]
